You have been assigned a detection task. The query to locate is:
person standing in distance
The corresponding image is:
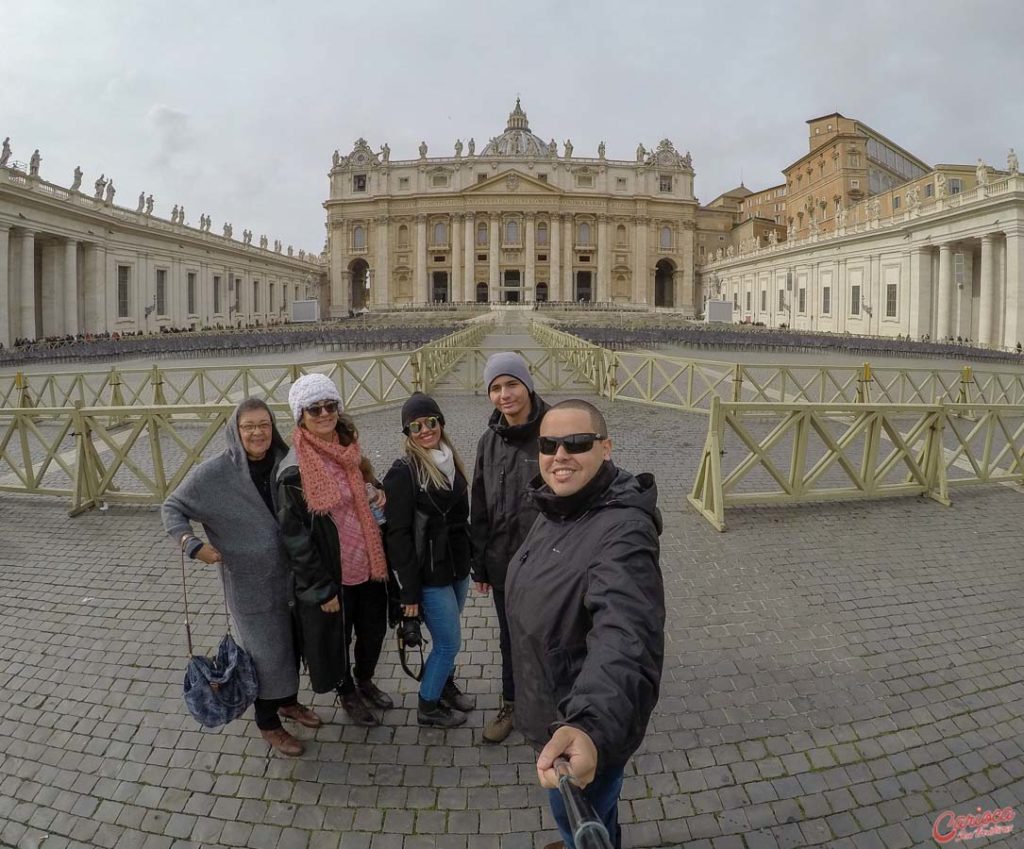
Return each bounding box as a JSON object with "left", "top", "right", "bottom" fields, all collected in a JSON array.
[
  {"left": 470, "top": 352, "right": 550, "bottom": 743},
  {"left": 505, "top": 400, "right": 664, "bottom": 849}
]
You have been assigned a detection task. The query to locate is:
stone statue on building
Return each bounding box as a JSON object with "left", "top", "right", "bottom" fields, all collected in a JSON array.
[
  {"left": 171, "top": 204, "right": 179, "bottom": 222},
  {"left": 145, "top": 194, "right": 154, "bottom": 215},
  {"left": 563, "top": 139, "right": 573, "bottom": 158},
  {"left": 223, "top": 222, "right": 232, "bottom": 238},
  {"left": 455, "top": 139, "right": 463, "bottom": 158},
  {"left": 726, "top": 245, "right": 735, "bottom": 258},
  {"left": 868, "top": 197, "right": 881, "bottom": 220},
  {"left": 298, "top": 249, "right": 305, "bottom": 260},
  {"left": 287, "top": 245, "right": 293, "bottom": 256},
  {"left": 0, "top": 137, "right": 11, "bottom": 167},
  {"left": 598, "top": 141, "right": 606, "bottom": 159},
  {"left": 136, "top": 192, "right": 145, "bottom": 212},
  {"left": 976, "top": 158, "right": 988, "bottom": 187},
  {"left": 768, "top": 229, "right": 778, "bottom": 246},
  {"left": 419, "top": 141, "right": 428, "bottom": 159},
  {"left": 332, "top": 149, "right": 340, "bottom": 167},
  {"left": 274, "top": 240, "right": 282, "bottom": 253},
  {"left": 70, "top": 166, "right": 83, "bottom": 192},
  {"left": 467, "top": 138, "right": 475, "bottom": 156},
  {"left": 105, "top": 181, "right": 115, "bottom": 203},
  {"left": 636, "top": 143, "right": 646, "bottom": 163},
  {"left": 682, "top": 151, "right": 692, "bottom": 168},
  {"left": 935, "top": 172, "right": 947, "bottom": 197},
  {"left": 29, "top": 149, "right": 40, "bottom": 176},
  {"left": 906, "top": 185, "right": 921, "bottom": 212},
  {"left": 1009, "top": 148, "right": 1019, "bottom": 176},
  {"left": 548, "top": 138, "right": 557, "bottom": 157},
  {"left": 381, "top": 142, "right": 390, "bottom": 163},
  {"left": 808, "top": 218, "right": 819, "bottom": 237},
  {"left": 259, "top": 233, "right": 267, "bottom": 248},
  {"left": 836, "top": 206, "right": 847, "bottom": 229}
]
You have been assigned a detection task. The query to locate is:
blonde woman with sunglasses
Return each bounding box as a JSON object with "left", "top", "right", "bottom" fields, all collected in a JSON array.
[{"left": 382, "top": 393, "right": 475, "bottom": 728}]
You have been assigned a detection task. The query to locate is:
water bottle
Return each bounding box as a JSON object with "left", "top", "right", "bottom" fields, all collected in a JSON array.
[{"left": 366, "top": 482, "right": 386, "bottom": 525}]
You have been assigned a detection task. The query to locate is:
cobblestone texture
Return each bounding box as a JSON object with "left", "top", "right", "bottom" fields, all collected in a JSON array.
[{"left": 1, "top": 329, "right": 1023, "bottom": 848}]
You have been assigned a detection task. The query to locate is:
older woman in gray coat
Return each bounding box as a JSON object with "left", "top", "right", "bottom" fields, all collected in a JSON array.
[{"left": 162, "top": 397, "right": 322, "bottom": 757}]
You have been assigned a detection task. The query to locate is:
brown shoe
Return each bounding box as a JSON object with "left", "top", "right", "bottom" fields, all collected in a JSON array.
[
  {"left": 482, "top": 700, "right": 514, "bottom": 743},
  {"left": 278, "top": 703, "right": 323, "bottom": 728},
  {"left": 260, "top": 727, "right": 304, "bottom": 757},
  {"left": 338, "top": 691, "right": 381, "bottom": 727}
]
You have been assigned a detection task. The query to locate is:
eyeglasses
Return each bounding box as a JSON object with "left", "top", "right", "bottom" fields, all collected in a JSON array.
[
  {"left": 538, "top": 433, "right": 605, "bottom": 455},
  {"left": 304, "top": 401, "right": 339, "bottom": 417},
  {"left": 407, "top": 417, "right": 440, "bottom": 435},
  {"left": 238, "top": 422, "right": 273, "bottom": 434}
]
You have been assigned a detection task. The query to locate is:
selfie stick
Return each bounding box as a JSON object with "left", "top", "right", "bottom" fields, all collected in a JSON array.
[{"left": 553, "top": 758, "right": 614, "bottom": 849}]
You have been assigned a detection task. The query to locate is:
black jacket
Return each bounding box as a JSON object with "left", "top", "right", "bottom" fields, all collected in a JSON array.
[
  {"left": 382, "top": 457, "right": 472, "bottom": 605},
  {"left": 505, "top": 464, "right": 665, "bottom": 772},
  {"left": 275, "top": 447, "right": 386, "bottom": 693},
  {"left": 469, "top": 393, "right": 550, "bottom": 590}
]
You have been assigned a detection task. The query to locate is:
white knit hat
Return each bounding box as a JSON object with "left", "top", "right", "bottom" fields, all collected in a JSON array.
[{"left": 288, "top": 373, "right": 343, "bottom": 422}]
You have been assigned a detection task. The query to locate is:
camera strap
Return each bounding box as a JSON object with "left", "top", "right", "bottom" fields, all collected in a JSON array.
[{"left": 396, "top": 625, "right": 428, "bottom": 681}]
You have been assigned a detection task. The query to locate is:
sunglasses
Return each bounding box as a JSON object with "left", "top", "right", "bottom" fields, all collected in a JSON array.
[
  {"left": 305, "top": 401, "right": 339, "bottom": 417},
  {"left": 407, "top": 417, "right": 441, "bottom": 435},
  {"left": 538, "top": 433, "right": 605, "bottom": 455}
]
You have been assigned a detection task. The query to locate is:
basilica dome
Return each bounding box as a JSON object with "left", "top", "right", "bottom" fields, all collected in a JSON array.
[{"left": 480, "top": 99, "right": 553, "bottom": 158}]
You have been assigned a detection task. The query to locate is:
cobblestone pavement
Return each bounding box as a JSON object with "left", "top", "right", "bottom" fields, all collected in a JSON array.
[{"left": 2, "top": 330, "right": 1024, "bottom": 849}]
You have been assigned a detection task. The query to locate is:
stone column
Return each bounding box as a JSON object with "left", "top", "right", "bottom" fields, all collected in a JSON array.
[
  {"left": 375, "top": 216, "right": 389, "bottom": 306},
  {"left": 525, "top": 214, "right": 536, "bottom": 301},
  {"left": 0, "top": 226, "right": 10, "bottom": 348},
  {"left": 908, "top": 247, "right": 932, "bottom": 340},
  {"left": 451, "top": 214, "right": 462, "bottom": 304},
  {"left": 562, "top": 214, "right": 573, "bottom": 299},
  {"left": 83, "top": 243, "right": 106, "bottom": 333},
  {"left": 416, "top": 215, "right": 428, "bottom": 302},
  {"left": 19, "top": 230, "right": 36, "bottom": 340},
  {"left": 489, "top": 214, "right": 500, "bottom": 296},
  {"left": 549, "top": 216, "right": 561, "bottom": 301},
  {"left": 979, "top": 234, "right": 995, "bottom": 347},
  {"left": 1004, "top": 231, "right": 1024, "bottom": 349},
  {"left": 936, "top": 244, "right": 953, "bottom": 340},
  {"left": 463, "top": 214, "right": 475, "bottom": 302},
  {"left": 64, "top": 239, "right": 79, "bottom": 336},
  {"left": 633, "top": 219, "right": 649, "bottom": 304},
  {"left": 329, "top": 222, "right": 348, "bottom": 317},
  {"left": 597, "top": 215, "right": 609, "bottom": 303}
]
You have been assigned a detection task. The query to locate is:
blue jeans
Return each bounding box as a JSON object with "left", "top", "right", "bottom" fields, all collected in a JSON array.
[
  {"left": 418, "top": 576, "right": 469, "bottom": 702},
  {"left": 547, "top": 767, "right": 624, "bottom": 849}
]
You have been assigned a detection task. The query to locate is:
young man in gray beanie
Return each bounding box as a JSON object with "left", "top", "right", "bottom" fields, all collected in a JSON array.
[{"left": 470, "top": 352, "right": 549, "bottom": 743}]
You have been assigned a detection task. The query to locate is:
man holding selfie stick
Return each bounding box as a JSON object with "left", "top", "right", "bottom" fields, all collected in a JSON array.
[{"left": 504, "top": 399, "right": 665, "bottom": 849}]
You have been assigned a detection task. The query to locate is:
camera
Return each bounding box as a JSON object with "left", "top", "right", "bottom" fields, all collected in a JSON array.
[{"left": 398, "top": 616, "right": 423, "bottom": 648}]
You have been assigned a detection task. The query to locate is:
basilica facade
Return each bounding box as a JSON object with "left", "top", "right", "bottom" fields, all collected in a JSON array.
[{"left": 325, "top": 100, "right": 699, "bottom": 315}]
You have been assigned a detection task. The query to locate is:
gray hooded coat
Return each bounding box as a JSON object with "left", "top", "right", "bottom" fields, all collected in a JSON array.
[{"left": 162, "top": 406, "right": 299, "bottom": 700}]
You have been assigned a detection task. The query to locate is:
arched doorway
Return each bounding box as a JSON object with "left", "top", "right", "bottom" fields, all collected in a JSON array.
[
  {"left": 535, "top": 282, "right": 549, "bottom": 303},
  {"left": 575, "top": 271, "right": 593, "bottom": 303},
  {"left": 476, "top": 282, "right": 489, "bottom": 303},
  {"left": 655, "top": 259, "right": 675, "bottom": 308},
  {"left": 431, "top": 271, "right": 450, "bottom": 303},
  {"left": 349, "top": 259, "right": 369, "bottom": 310}
]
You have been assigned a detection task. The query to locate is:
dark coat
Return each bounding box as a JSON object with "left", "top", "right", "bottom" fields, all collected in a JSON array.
[
  {"left": 382, "top": 457, "right": 472, "bottom": 605},
  {"left": 469, "top": 393, "right": 550, "bottom": 590},
  {"left": 275, "top": 446, "right": 386, "bottom": 693},
  {"left": 505, "top": 465, "right": 665, "bottom": 772}
]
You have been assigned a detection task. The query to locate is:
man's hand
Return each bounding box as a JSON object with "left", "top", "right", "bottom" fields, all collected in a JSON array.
[
  {"left": 474, "top": 581, "right": 491, "bottom": 595},
  {"left": 536, "top": 725, "right": 597, "bottom": 789},
  {"left": 403, "top": 603, "right": 419, "bottom": 618},
  {"left": 320, "top": 596, "right": 341, "bottom": 613},
  {"left": 195, "top": 544, "right": 222, "bottom": 565}
]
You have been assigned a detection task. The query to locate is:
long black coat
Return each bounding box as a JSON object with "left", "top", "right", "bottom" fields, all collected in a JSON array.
[
  {"left": 382, "top": 457, "right": 471, "bottom": 605},
  {"left": 505, "top": 464, "right": 665, "bottom": 772},
  {"left": 469, "top": 393, "right": 549, "bottom": 591}
]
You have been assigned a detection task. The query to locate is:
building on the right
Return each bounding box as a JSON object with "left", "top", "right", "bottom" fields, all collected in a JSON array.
[{"left": 697, "top": 114, "right": 1024, "bottom": 349}]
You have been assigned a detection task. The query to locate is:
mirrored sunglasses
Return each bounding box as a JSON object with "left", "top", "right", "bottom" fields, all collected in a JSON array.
[
  {"left": 407, "top": 416, "right": 440, "bottom": 435},
  {"left": 538, "top": 433, "right": 605, "bottom": 455},
  {"left": 305, "top": 401, "right": 339, "bottom": 417}
]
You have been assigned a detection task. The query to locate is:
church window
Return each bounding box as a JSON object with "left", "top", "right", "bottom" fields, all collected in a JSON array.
[
  {"left": 537, "top": 174, "right": 548, "bottom": 183},
  {"left": 576, "top": 173, "right": 593, "bottom": 188},
  {"left": 433, "top": 221, "right": 447, "bottom": 246},
  {"left": 398, "top": 177, "right": 409, "bottom": 189},
  {"left": 353, "top": 174, "right": 367, "bottom": 192},
  {"left": 893, "top": 196, "right": 901, "bottom": 210},
  {"left": 616, "top": 225, "right": 627, "bottom": 247},
  {"left": 432, "top": 173, "right": 449, "bottom": 188},
  {"left": 353, "top": 225, "right": 366, "bottom": 250},
  {"left": 505, "top": 219, "right": 519, "bottom": 244},
  {"left": 398, "top": 225, "right": 409, "bottom": 249},
  {"left": 577, "top": 222, "right": 591, "bottom": 246},
  {"left": 156, "top": 269, "right": 167, "bottom": 315},
  {"left": 477, "top": 222, "right": 488, "bottom": 246},
  {"left": 616, "top": 177, "right": 627, "bottom": 191},
  {"left": 537, "top": 221, "right": 549, "bottom": 246},
  {"left": 949, "top": 178, "right": 962, "bottom": 194},
  {"left": 659, "top": 175, "right": 673, "bottom": 192},
  {"left": 660, "top": 226, "right": 672, "bottom": 250},
  {"left": 886, "top": 283, "right": 898, "bottom": 318}
]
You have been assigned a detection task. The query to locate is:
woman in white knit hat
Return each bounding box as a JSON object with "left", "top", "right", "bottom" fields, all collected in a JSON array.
[{"left": 276, "top": 373, "right": 393, "bottom": 727}]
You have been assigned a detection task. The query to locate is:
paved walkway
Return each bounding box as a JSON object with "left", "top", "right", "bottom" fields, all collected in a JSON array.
[{"left": 2, "top": 328, "right": 1024, "bottom": 848}]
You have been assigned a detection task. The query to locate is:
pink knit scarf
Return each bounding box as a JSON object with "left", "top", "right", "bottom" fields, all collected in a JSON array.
[{"left": 292, "top": 425, "right": 388, "bottom": 581}]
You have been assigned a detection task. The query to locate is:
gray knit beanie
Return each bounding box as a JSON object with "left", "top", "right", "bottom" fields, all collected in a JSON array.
[
  {"left": 288, "top": 373, "right": 343, "bottom": 422},
  {"left": 483, "top": 352, "right": 534, "bottom": 394}
]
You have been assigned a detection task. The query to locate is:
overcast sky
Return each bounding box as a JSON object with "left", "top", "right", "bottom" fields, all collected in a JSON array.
[{"left": 2, "top": 0, "right": 1022, "bottom": 251}]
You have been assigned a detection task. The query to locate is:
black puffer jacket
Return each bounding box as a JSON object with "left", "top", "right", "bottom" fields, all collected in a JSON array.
[
  {"left": 469, "top": 393, "right": 550, "bottom": 590},
  {"left": 382, "top": 457, "right": 471, "bottom": 605},
  {"left": 505, "top": 464, "right": 665, "bottom": 772}
]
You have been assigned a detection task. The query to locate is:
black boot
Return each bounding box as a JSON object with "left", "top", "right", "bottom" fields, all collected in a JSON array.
[
  {"left": 440, "top": 676, "right": 476, "bottom": 712},
  {"left": 417, "top": 696, "right": 466, "bottom": 728}
]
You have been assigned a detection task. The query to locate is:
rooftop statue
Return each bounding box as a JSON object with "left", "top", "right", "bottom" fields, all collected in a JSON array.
[
  {"left": 0, "top": 137, "right": 11, "bottom": 167},
  {"left": 70, "top": 166, "right": 83, "bottom": 192},
  {"left": 29, "top": 149, "right": 41, "bottom": 176}
]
